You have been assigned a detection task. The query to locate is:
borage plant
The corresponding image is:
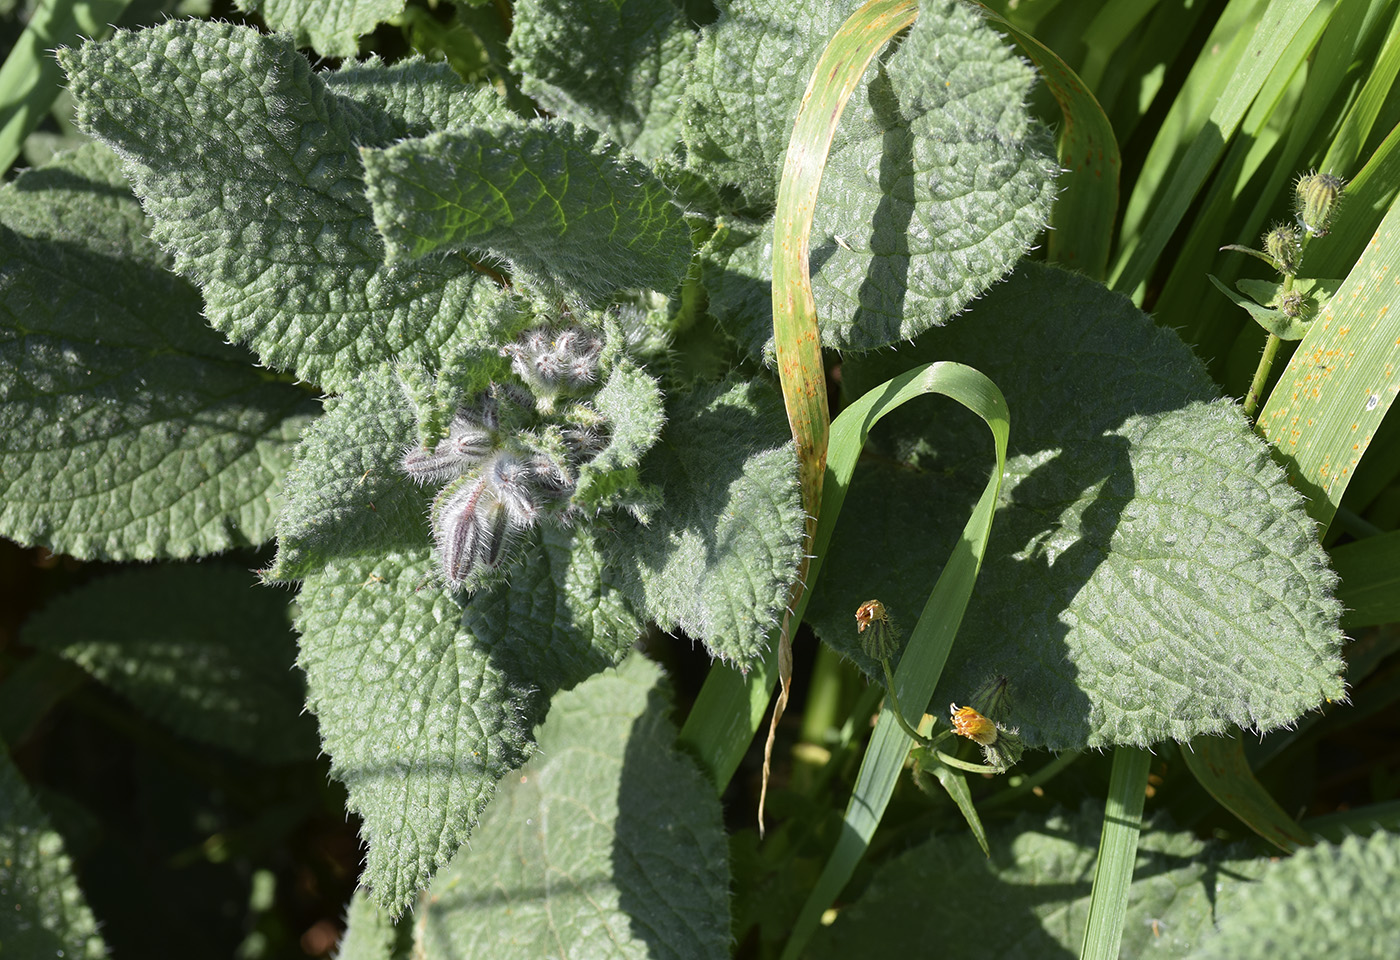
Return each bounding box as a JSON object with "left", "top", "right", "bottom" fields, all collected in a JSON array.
[{"left": 2, "top": 0, "right": 1398, "bottom": 957}]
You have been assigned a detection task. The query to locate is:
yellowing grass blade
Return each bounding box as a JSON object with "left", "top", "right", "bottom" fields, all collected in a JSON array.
[{"left": 761, "top": 0, "right": 919, "bottom": 835}]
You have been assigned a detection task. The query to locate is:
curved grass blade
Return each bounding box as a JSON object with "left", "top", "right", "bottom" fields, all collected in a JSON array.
[
  {"left": 677, "top": 0, "right": 920, "bottom": 797},
  {"left": 1079, "top": 745, "right": 1151, "bottom": 960},
  {"left": 982, "top": 7, "right": 1120, "bottom": 280},
  {"left": 781, "top": 360, "right": 1010, "bottom": 960},
  {"left": 761, "top": 0, "right": 919, "bottom": 832}
]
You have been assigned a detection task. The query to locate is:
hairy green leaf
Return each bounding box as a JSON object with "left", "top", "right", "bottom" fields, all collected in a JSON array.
[
  {"left": 810, "top": 806, "right": 1261, "bottom": 958},
  {"left": 360, "top": 119, "right": 692, "bottom": 300},
  {"left": 1192, "top": 831, "right": 1400, "bottom": 960},
  {"left": 416, "top": 654, "right": 730, "bottom": 960},
  {"left": 574, "top": 358, "right": 667, "bottom": 512},
  {"left": 0, "top": 748, "right": 107, "bottom": 960},
  {"left": 692, "top": 0, "right": 1057, "bottom": 354},
  {"left": 21, "top": 566, "right": 315, "bottom": 762},
  {"left": 235, "top": 0, "right": 406, "bottom": 59},
  {"left": 509, "top": 0, "right": 694, "bottom": 162},
  {"left": 807, "top": 263, "right": 1345, "bottom": 750},
  {"left": 0, "top": 143, "right": 318, "bottom": 560},
  {"left": 606, "top": 376, "right": 805, "bottom": 664},
  {"left": 60, "top": 21, "right": 509, "bottom": 392}
]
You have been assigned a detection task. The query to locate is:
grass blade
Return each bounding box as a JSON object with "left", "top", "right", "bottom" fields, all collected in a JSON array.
[
  {"left": 1110, "top": 0, "right": 1321, "bottom": 298},
  {"left": 1079, "top": 745, "right": 1151, "bottom": 960},
  {"left": 984, "top": 8, "right": 1120, "bottom": 280},
  {"left": 1332, "top": 529, "right": 1400, "bottom": 629},
  {"left": 781, "top": 361, "right": 1010, "bottom": 960},
  {"left": 1258, "top": 193, "right": 1400, "bottom": 536},
  {"left": 1181, "top": 734, "right": 1313, "bottom": 852}
]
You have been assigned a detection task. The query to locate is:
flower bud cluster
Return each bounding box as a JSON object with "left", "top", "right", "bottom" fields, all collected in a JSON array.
[
  {"left": 501, "top": 326, "right": 604, "bottom": 403},
  {"left": 400, "top": 325, "right": 614, "bottom": 591}
]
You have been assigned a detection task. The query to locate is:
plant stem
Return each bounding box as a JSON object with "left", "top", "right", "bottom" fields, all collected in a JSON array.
[
  {"left": 880, "top": 656, "right": 933, "bottom": 747},
  {"left": 1243, "top": 332, "right": 1283, "bottom": 419}
]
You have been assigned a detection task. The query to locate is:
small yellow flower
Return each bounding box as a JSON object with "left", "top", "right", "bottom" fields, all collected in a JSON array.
[{"left": 949, "top": 703, "right": 999, "bottom": 746}]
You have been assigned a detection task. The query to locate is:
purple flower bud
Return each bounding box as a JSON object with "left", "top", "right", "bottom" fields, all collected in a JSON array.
[{"left": 400, "top": 408, "right": 496, "bottom": 484}]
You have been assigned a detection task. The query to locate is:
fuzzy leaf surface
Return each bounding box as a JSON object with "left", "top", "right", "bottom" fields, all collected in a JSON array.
[
  {"left": 236, "top": 0, "right": 406, "bottom": 58},
  {"left": 417, "top": 654, "right": 730, "bottom": 960},
  {"left": 335, "top": 889, "right": 412, "bottom": 960},
  {"left": 509, "top": 0, "right": 694, "bottom": 162},
  {"left": 21, "top": 566, "right": 315, "bottom": 762},
  {"left": 807, "top": 263, "right": 1345, "bottom": 750},
  {"left": 0, "top": 749, "right": 107, "bottom": 960},
  {"left": 285, "top": 372, "right": 642, "bottom": 909},
  {"left": 811, "top": 805, "right": 1262, "bottom": 958},
  {"left": 1192, "top": 831, "right": 1400, "bottom": 960},
  {"left": 0, "top": 143, "right": 318, "bottom": 560},
  {"left": 692, "top": 0, "right": 1057, "bottom": 354},
  {"left": 607, "top": 377, "right": 805, "bottom": 663},
  {"left": 360, "top": 120, "right": 692, "bottom": 300},
  {"left": 60, "top": 21, "right": 507, "bottom": 393}
]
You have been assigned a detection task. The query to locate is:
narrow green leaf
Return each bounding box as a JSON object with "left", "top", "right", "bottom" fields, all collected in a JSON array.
[
  {"left": 0, "top": 748, "right": 107, "bottom": 960},
  {"left": 1258, "top": 195, "right": 1400, "bottom": 535},
  {"left": 1316, "top": 0, "right": 1400, "bottom": 178},
  {"left": 360, "top": 119, "right": 692, "bottom": 300},
  {"left": 807, "top": 263, "right": 1346, "bottom": 751},
  {"left": 912, "top": 749, "right": 989, "bottom": 857},
  {"left": 0, "top": 0, "right": 132, "bottom": 172},
  {"left": 1111, "top": 0, "right": 1321, "bottom": 297},
  {"left": 60, "top": 21, "right": 509, "bottom": 392},
  {"left": 1192, "top": 831, "right": 1400, "bottom": 959},
  {"left": 984, "top": 8, "right": 1120, "bottom": 279},
  {"left": 1080, "top": 746, "right": 1151, "bottom": 960},
  {"left": 508, "top": 0, "right": 694, "bottom": 162},
  {"left": 234, "top": 0, "right": 406, "bottom": 59},
  {"left": 415, "top": 655, "right": 730, "bottom": 960},
  {"left": 21, "top": 566, "right": 317, "bottom": 762},
  {"left": 783, "top": 359, "right": 1010, "bottom": 960},
  {"left": 0, "top": 143, "right": 319, "bottom": 560},
  {"left": 1332, "top": 529, "right": 1400, "bottom": 628},
  {"left": 605, "top": 377, "right": 806, "bottom": 665},
  {"left": 1181, "top": 733, "right": 1313, "bottom": 853}
]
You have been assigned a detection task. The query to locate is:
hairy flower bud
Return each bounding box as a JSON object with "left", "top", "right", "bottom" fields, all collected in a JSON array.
[
  {"left": 855, "top": 599, "right": 900, "bottom": 660},
  {"left": 503, "top": 325, "right": 605, "bottom": 399},
  {"left": 400, "top": 407, "right": 497, "bottom": 484},
  {"left": 433, "top": 474, "right": 509, "bottom": 588},
  {"left": 1294, "top": 170, "right": 1345, "bottom": 237},
  {"left": 1263, "top": 222, "right": 1301, "bottom": 276}
]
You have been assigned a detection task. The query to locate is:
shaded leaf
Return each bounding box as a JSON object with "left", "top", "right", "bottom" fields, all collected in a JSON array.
[
  {"left": 1192, "top": 831, "right": 1400, "bottom": 960},
  {"left": 20, "top": 566, "right": 315, "bottom": 762},
  {"left": 416, "top": 654, "right": 730, "bottom": 960},
  {"left": 60, "top": 21, "right": 508, "bottom": 392},
  {"left": 0, "top": 143, "right": 318, "bottom": 560},
  {"left": 807, "top": 262, "right": 1345, "bottom": 750},
  {"left": 0, "top": 749, "right": 107, "bottom": 960},
  {"left": 810, "top": 805, "right": 1261, "bottom": 958},
  {"left": 236, "top": 0, "right": 406, "bottom": 59}
]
